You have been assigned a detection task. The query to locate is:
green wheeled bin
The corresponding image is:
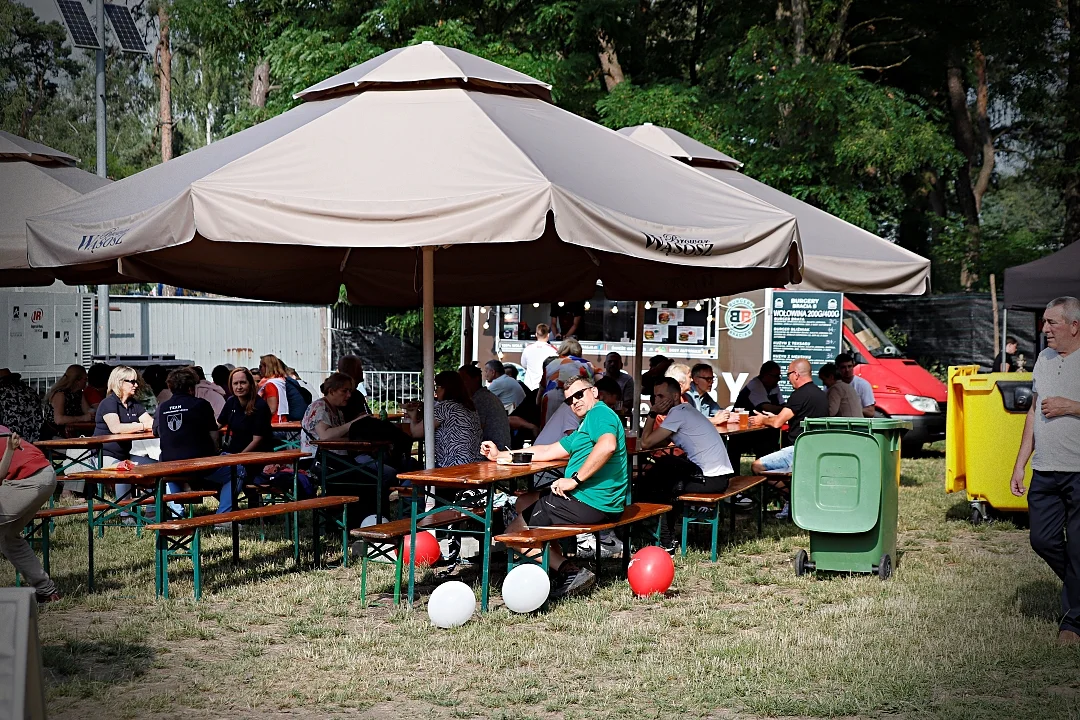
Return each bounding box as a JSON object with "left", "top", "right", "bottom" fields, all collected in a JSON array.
[{"left": 791, "top": 418, "right": 911, "bottom": 580}]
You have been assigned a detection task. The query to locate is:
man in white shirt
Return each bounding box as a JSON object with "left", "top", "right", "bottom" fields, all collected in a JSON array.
[
  {"left": 639, "top": 377, "right": 735, "bottom": 553},
  {"left": 1011, "top": 296, "right": 1080, "bottom": 645},
  {"left": 484, "top": 360, "right": 526, "bottom": 408},
  {"left": 836, "top": 353, "right": 876, "bottom": 417},
  {"left": 520, "top": 323, "right": 559, "bottom": 391}
]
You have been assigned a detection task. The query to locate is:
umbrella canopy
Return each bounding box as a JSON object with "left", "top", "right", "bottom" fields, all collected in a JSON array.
[
  {"left": 1004, "top": 241, "right": 1080, "bottom": 311},
  {"left": 0, "top": 131, "right": 112, "bottom": 286},
  {"left": 619, "top": 124, "right": 930, "bottom": 294},
  {"left": 28, "top": 42, "right": 802, "bottom": 305}
]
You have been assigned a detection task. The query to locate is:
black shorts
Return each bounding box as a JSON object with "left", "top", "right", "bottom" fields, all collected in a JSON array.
[{"left": 524, "top": 490, "right": 617, "bottom": 527}]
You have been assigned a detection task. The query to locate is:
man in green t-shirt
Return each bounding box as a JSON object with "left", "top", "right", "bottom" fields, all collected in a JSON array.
[{"left": 481, "top": 376, "right": 628, "bottom": 599}]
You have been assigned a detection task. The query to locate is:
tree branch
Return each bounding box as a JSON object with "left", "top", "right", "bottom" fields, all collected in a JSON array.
[
  {"left": 850, "top": 56, "right": 911, "bottom": 72},
  {"left": 791, "top": 0, "right": 808, "bottom": 62},
  {"left": 846, "top": 34, "right": 924, "bottom": 58},
  {"left": 846, "top": 16, "right": 903, "bottom": 34}
]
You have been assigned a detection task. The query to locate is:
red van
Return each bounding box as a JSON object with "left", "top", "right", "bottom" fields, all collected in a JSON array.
[{"left": 841, "top": 298, "right": 947, "bottom": 454}]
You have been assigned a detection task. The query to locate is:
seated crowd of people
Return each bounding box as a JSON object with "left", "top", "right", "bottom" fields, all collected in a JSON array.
[{"left": 0, "top": 328, "right": 877, "bottom": 602}]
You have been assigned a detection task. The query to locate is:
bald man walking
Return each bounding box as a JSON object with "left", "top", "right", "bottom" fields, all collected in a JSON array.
[{"left": 751, "top": 358, "right": 829, "bottom": 476}]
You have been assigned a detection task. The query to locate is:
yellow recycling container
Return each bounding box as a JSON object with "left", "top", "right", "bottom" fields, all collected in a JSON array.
[{"left": 945, "top": 365, "right": 1032, "bottom": 523}]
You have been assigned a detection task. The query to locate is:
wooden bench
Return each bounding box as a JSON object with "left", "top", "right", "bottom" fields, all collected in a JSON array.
[
  {"left": 493, "top": 502, "right": 672, "bottom": 578},
  {"left": 145, "top": 495, "right": 359, "bottom": 599},
  {"left": 676, "top": 475, "right": 772, "bottom": 561},
  {"left": 17, "top": 491, "right": 218, "bottom": 586},
  {"left": 351, "top": 509, "right": 472, "bottom": 607}
]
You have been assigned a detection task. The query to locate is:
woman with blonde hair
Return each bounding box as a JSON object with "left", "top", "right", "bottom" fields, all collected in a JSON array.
[
  {"left": 41, "top": 364, "right": 94, "bottom": 439},
  {"left": 94, "top": 366, "right": 156, "bottom": 522},
  {"left": 257, "top": 354, "right": 289, "bottom": 423}
]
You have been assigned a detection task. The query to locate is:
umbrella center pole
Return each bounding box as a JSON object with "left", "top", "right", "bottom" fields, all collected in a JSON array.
[{"left": 422, "top": 246, "right": 436, "bottom": 470}]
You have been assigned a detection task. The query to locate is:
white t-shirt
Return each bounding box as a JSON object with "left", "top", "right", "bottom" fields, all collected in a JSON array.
[
  {"left": 520, "top": 340, "right": 559, "bottom": 390},
  {"left": 487, "top": 374, "right": 526, "bottom": 407},
  {"left": 536, "top": 402, "right": 581, "bottom": 445},
  {"left": 849, "top": 375, "right": 876, "bottom": 407},
  {"left": 1032, "top": 347, "right": 1080, "bottom": 472},
  {"left": 659, "top": 404, "right": 733, "bottom": 477}
]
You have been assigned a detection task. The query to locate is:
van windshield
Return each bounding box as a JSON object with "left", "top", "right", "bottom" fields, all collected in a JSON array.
[{"left": 843, "top": 309, "right": 902, "bottom": 358}]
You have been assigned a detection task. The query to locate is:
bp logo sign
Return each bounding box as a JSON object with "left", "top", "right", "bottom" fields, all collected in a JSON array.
[{"left": 725, "top": 298, "right": 757, "bottom": 339}]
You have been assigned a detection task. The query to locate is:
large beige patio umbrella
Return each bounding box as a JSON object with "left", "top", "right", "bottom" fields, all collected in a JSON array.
[
  {"left": 28, "top": 43, "right": 804, "bottom": 466},
  {"left": 619, "top": 123, "right": 930, "bottom": 294},
  {"left": 0, "top": 131, "right": 113, "bottom": 286}
]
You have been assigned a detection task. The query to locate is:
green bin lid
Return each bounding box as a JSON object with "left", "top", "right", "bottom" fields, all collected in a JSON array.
[
  {"left": 792, "top": 430, "right": 882, "bottom": 534},
  {"left": 802, "top": 417, "right": 912, "bottom": 432}
]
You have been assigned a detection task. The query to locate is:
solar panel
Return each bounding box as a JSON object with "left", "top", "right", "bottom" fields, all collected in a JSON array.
[
  {"left": 55, "top": 0, "right": 101, "bottom": 50},
  {"left": 104, "top": 4, "right": 147, "bottom": 54}
]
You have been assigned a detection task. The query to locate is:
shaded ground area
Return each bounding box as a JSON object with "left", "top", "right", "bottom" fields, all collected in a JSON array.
[{"left": 10, "top": 449, "right": 1080, "bottom": 719}]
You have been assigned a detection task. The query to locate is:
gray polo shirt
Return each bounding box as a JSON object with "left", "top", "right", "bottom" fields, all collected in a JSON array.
[{"left": 1032, "top": 347, "right": 1080, "bottom": 472}]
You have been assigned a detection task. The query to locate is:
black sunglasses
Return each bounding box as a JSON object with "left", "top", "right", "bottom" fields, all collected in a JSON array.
[{"left": 563, "top": 387, "right": 591, "bottom": 405}]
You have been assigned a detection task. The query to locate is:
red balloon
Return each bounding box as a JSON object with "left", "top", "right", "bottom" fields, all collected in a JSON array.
[
  {"left": 627, "top": 546, "right": 675, "bottom": 597},
  {"left": 401, "top": 530, "right": 441, "bottom": 568}
]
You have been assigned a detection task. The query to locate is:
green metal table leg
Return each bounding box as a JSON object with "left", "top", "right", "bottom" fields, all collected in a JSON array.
[
  {"left": 342, "top": 504, "right": 349, "bottom": 568},
  {"left": 86, "top": 489, "right": 95, "bottom": 592},
  {"left": 711, "top": 503, "right": 721, "bottom": 562},
  {"left": 313, "top": 507, "right": 322, "bottom": 566},
  {"left": 360, "top": 539, "right": 369, "bottom": 607},
  {"left": 480, "top": 488, "right": 494, "bottom": 612},
  {"left": 681, "top": 512, "right": 690, "bottom": 557},
  {"left": 192, "top": 530, "right": 202, "bottom": 601},
  {"left": 406, "top": 486, "right": 420, "bottom": 606}
]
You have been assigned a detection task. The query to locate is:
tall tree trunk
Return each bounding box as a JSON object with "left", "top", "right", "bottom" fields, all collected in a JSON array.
[
  {"left": 689, "top": 0, "right": 706, "bottom": 85},
  {"left": 823, "top": 0, "right": 854, "bottom": 62},
  {"left": 945, "top": 49, "right": 983, "bottom": 288},
  {"left": 156, "top": 3, "right": 173, "bottom": 163},
  {"left": 250, "top": 58, "right": 270, "bottom": 107},
  {"left": 791, "top": 0, "right": 808, "bottom": 62},
  {"left": 1065, "top": 0, "right": 1080, "bottom": 244},
  {"left": 972, "top": 44, "right": 994, "bottom": 212},
  {"left": 597, "top": 31, "right": 626, "bottom": 91}
]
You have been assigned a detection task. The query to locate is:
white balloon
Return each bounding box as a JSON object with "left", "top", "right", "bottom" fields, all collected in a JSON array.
[
  {"left": 501, "top": 564, "right": 551, "bottom": 613},
  {"left": 360, "top": 514, "right": 387, "bottom": 527},
  {"left": 428, "top": 581, "right": 476, "bottom": 628}
]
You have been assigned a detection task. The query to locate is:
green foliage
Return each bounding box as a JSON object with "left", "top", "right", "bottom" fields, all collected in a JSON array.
[
  {"left": 0, "top": 0, "right": 79, "bottom": 135},
  {"left": 384, "top": 307, "right": 462, "bottom": 373}
]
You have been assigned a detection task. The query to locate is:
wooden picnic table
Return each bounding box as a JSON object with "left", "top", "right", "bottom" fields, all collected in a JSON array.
[
  {"left": 64, "top": 449, "right": 306, "bottom": 593},
  {"left": 311, "top": 439, "right": 395, "bottom": 519},
  {"left": 271, "top": 420, "right": 303, "bottom": 450},
  {"left": 35, "top": 431, "right": 155, "bottom": 476},
  {"left": 395, "top": 460, "right": 567, "bottom": 611}
]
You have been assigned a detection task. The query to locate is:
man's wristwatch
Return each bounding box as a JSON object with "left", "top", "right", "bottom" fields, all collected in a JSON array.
[
  {"left": 570, "top": 471, "right": 581, "bottom": 484},
  {"left": 647, "top": 410, "right": 658, "bottom": 418}
]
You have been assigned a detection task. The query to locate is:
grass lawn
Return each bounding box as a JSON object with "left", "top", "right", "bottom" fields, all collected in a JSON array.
[{"left": 10, "top": 448, "right": 1080, "bottom": 719}]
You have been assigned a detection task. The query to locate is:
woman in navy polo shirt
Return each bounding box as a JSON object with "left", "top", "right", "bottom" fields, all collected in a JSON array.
[{"left": 94, "top": 366, "right": 156, "bottom": 523}]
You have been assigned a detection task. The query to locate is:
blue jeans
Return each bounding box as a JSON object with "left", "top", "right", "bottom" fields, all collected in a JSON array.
[
  {"left": 757, "top": 445, "right": 794, "bottom": 473},
  {"left": 201, "top": 459, "right": 245, "bottom": 514}
]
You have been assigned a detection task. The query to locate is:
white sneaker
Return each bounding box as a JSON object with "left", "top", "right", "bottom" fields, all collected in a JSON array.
[
  {"left": 576, "top": 531, "right": 623, "bottom": 559},
  {"left": 775, "top": 501, "right": 791, "bottom": 520}
]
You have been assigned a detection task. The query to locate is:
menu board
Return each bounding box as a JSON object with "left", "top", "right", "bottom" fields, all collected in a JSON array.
[
  {"left": 642, "top": 302, "right": 709, "bottom": 347},
  {"left": 770, "top": 290, "right": 843, "bottom": 394}
]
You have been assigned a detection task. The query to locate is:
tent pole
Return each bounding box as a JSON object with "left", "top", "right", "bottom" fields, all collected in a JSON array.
[
  {"left": 633, "top": 300, "right": 645, "bottom": 432},
  {"left": 422, "top": 247, "right": 436, "bottom": 470},
  {"left": 1001, "top": 309, "right": 1008, "bottom": 371}
]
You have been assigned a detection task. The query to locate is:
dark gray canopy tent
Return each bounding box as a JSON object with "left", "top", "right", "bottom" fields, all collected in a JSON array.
[{"left": 1004, "top": 242, "right": 1080, "bottom": 311}]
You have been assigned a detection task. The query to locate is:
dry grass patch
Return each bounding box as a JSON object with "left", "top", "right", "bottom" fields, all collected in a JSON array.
[{"left": 9, "top": 448, "right": 1080, "bottom": 719}]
